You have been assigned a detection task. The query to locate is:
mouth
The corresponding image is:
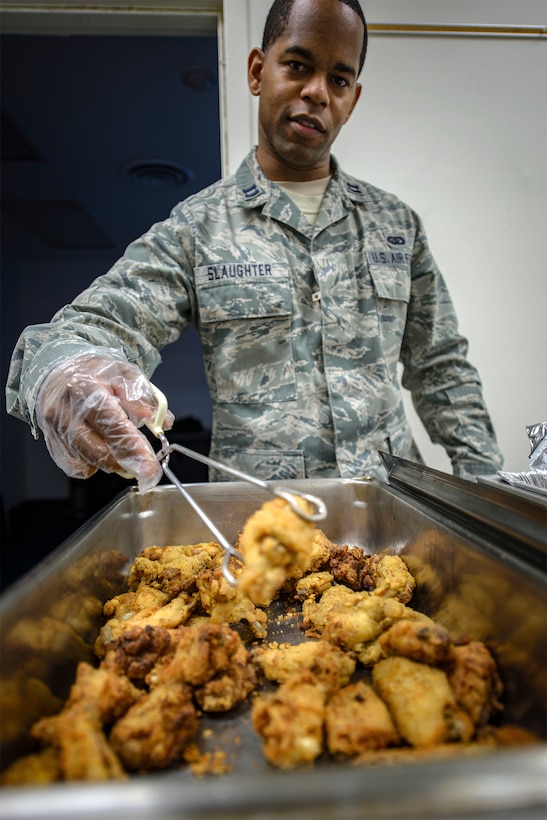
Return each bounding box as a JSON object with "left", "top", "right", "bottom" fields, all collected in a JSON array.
[{"left": 290, "top": 114, "right": 326, "bottom": 135}]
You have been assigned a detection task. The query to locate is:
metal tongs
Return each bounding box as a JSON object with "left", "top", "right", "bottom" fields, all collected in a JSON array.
[{"left": 143, "top": 386, "right": 327, "bottom": 585}]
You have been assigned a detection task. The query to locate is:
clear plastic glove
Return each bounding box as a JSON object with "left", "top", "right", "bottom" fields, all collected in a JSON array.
[{"left": 35, "top": 352, "right": 174, "bottom": 493}]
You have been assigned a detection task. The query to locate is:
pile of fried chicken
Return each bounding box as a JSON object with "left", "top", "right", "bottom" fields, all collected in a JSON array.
[{"left": 1, "top": 498, "right": 539, "bottom": 784}]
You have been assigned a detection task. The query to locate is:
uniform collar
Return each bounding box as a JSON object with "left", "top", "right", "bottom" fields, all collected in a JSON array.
[{"left": 234, "top": 148, "right": 380, "bottom": 211}]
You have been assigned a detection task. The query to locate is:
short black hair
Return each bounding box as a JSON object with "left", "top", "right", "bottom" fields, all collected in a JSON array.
[{"left": 262, "top": 0, "right": 368, "bottom": 76}]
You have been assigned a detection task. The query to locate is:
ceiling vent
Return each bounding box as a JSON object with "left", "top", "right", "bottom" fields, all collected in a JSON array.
[{"left": 124, "top": 160, "right": 192, "bottom": 187}]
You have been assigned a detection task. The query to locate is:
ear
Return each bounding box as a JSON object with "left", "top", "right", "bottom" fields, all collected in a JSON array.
[
  {"left": 248, "top": 47, "right": 265, "bottom": 97},
  {"left": 345, "top": 82, "right": 362, "bottom": 123}
]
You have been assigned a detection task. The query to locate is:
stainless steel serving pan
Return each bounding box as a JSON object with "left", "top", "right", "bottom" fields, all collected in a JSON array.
[{"left": 1, "top": 472, "right": 546, "bottom": 820}]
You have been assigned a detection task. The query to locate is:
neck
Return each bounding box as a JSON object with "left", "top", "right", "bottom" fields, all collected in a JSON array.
[{"left": 256, "top": 145, "right": 331, "bottom": 182}]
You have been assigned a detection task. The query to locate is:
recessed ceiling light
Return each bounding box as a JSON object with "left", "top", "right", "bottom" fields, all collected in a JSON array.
[{"left": 124, "top": 160, "right": 193, "bottom": 187}]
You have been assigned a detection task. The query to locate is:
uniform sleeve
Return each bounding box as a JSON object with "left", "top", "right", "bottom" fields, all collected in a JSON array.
[
  {"left": 400, "top": 213, "right": 503, "bottom": 476},
  {"left": 6, "top": 209, "right": 196, "bottom": 436}
]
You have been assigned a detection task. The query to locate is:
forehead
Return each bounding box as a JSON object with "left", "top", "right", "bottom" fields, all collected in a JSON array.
[{"left": 273, "top": 0, "right": 363, "bottom": 71}]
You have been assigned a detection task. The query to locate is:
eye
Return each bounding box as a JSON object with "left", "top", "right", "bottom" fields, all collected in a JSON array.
[
  {"left": 331, "top": 75, "right": 350, "bottom": 88},
  {"left": 287, "top": 60, "right": 309, "bottom": 73}
]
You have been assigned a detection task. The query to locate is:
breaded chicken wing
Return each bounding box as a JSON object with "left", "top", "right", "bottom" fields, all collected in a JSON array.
[
  {"left": 252, "top": 640, "right": 355, "bottom": 690},
  {"left": 378, "top": 619, "right": 455, "bottom": 666},
  {"left": 110, "top": 682, "right": 198, "bottom": 771},
  {"left": 196, "top": 566, "right": 268, "bottom": 639},
  {"left": 101, "top": 624, "right": 173, "bottom": 684},
  {"left": 30, "top": 660, "right": 140, "bottom": 782},
  {"left": 368, "top": 554, "right": 415, "bottom": 604},
  {"left": 294, "top": 570, "right": 334, "bottom": 601},
  {"left": 149, "top": 622, "right": 257, "bottom": 712},
  {"left": 325, "top": 544, "right": 375, "bottom": 591},
  {"left": 373, "top": 656, "right": 474, "bottom": 747},
  {"left": 289, "top": 528, "right": 336, "bottom": 581},
  {"left": 44, "top": 661, "right": 140, "bottom": 727},
  {"left": 448, "top": 641, "right": 503, "bottom": 726},
  {"left": 12, "top": 662, "right": 141, "bottom": 783},
  {"left": 302, "top": 584, "right": 424, "bottom": 660},
  {"left": 35, "top": 704, "right": 127, "bottom": 782},
  {"left": 128, "top": 542, "right": 222, "bottom": 597},
  {"left": 95, "top": 590, "right": 197, "bottom": 657},
  {"left": 237, "top": 497, "right": 315, "bottom": 606},
  {"left": 252, "top": 671, "right": 327, "bottom": 769},
  {"left": 325, "top": 681, "right": 400, "bottom": 757}
]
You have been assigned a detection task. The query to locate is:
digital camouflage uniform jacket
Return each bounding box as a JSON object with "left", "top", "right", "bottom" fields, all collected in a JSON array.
[{"left": 6, "top": 149, "right": 502, "bottom": 481}]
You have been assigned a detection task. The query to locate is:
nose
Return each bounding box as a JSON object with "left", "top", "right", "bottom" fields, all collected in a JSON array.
[{"left": 301, "top": 73, "right": 329, "bottom": 106}]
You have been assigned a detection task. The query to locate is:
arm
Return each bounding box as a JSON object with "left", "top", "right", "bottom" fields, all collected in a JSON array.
[
  {"left": 400, "top": 214, "right": 503, "bottom": 477},
  {"left": 6, "top": 211, "right": 194, "bottom": 488}
]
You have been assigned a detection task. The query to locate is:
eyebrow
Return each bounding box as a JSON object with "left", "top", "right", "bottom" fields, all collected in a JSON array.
[{"left": 282, "top": 45, "right": 357, "bottom": 79}]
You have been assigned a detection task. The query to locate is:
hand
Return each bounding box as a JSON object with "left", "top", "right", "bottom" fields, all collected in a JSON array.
[{"left": 36, "top": 353, "right": 174, "bottom": 492}]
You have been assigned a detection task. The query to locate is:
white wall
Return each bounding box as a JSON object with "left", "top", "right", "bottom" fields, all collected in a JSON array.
[{"left": 223, "top": 0, "right": 547, "bottom": 473}]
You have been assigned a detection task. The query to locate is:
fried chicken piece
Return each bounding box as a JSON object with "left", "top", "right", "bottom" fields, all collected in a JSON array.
[
  {"left": 0, "top": 746, "right": 61, "bottom": 786},
  {"left": 368, "top": 554, "right": 415, "bottom": 604},
  {"left": 29, "top": 663, "right": 141, "bottom": 782},
  {"left": 109, "top": 682, "right": 198, "bottom": 771},
  {"left": 287, "top": 528, "right": 336, "bottom": 583},
  {"left": 237, "top": 497, "right": 315, "bottom": 606},
  {"left": 378, "top": 619, "right": 455, "bottom": 666},
  {"left": 325, "top": 681, "right": 400, "bottom": 757},
  {"left": 34, "top": 703, "right": 126, "bottom": 782},
  {"left": 195, "top": 663, "right": 257, "bottom": 713},
  {"left": 196, "top": 567, "right": 268, "bottom": 639},
  {"left": 95, "top": 590, "right": 197, "bottom": 658},
  {"left": 149, "top": 622, "right": 257, "bottom": 712},
  {"left": 310, "top": 528, "right": 338, "bottom": 564},
  {"left": 103, "top": 585, "right": 170, "bottom": 619},
  {"left": 43, "top": 661, "right": 141, "bottom": 727},
  {"left": 372, "top": 657, "right": 474, "bottom": 748},
  {"left": 128, "top": 542, "right": 222, "bottom": 597},
  {"left": 448, "top": 641, "right": 503, "bottom": 726},
  {"left": 251, "top": 671, "right": 327, "bottom": 769},
  {"left": 294, "top": 571, "right": 334, "bottom": 601},
  {"left": 326, "top": 545, "right": 375, "bottom": 591},
  {"left": 252, "top": 640, "right": 355, "bottom": 690},
  {"left": 302, "top": 584, "right": 424, "bottom": 658},
  {"left": 101, "top": 625, "right": 173, "bottom": 685}
]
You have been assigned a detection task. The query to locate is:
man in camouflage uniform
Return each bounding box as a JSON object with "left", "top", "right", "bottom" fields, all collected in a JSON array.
[{"left": 5, "top": 0, "right": 503, "bottom": 490}]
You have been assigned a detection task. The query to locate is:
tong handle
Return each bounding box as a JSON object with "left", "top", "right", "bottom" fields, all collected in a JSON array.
[
  {"left": 145, "top": 384, "right": 169, "bottom": 438},
  {"left": 115, "top": 383, "right": 168, "bottom": 479}
]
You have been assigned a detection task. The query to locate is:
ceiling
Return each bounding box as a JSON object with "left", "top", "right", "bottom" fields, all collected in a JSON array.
[{"left": 0, "top": 31, "right": 221, "bottom": 262}]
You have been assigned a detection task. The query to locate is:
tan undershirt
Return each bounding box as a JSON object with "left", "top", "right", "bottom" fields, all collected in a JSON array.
[{"left": 276, "top": 176, "right": 331, "bottom": 226}]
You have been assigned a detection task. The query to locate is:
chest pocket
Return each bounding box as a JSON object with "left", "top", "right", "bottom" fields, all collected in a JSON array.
[
  {"left": 367, "top": 256, "right": 411, "bottom": 304},
  {"left": 195, "top": 263, "right": 297, "bottom": 404}
]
